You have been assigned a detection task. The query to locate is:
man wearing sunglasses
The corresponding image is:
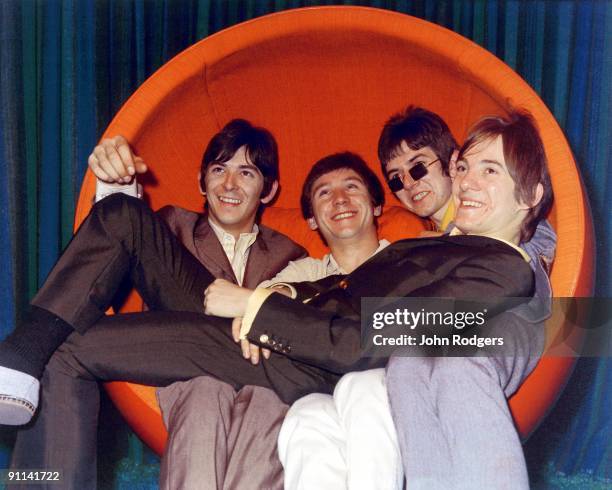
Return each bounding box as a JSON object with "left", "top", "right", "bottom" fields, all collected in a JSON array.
[{"left": 378, "top": 106, "right": 458, "bottom": 232}]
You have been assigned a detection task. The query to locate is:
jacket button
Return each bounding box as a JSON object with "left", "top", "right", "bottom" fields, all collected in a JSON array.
[
  {"left": 339, "top": 279, "right": 348, "bottom": 289},
  {"left": 259, "top": 334, "right": 269, "bottom": 343}
]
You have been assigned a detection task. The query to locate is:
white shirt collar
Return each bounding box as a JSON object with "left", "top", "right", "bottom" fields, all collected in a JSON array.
[{"left": 325, "top": 239, "right": 391, "bottom": 274}]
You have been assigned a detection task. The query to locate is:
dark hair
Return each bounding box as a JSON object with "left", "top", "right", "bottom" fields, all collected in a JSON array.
[
  {"left": 378, "top": 106, "right": 458, "bottom": 179},
  {"left": 300, "top": 152, "right": 385, "bottom": 220},
  {"left": 200, "top": 119, "right": 279, "bottom": 197},
  {"left": 458, "top": 110, "right": 553, "bottom": 242}
]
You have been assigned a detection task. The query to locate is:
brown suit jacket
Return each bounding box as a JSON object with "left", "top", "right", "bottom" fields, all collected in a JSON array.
[{"left": 156, "top": 205, "right": 307, "bottom": 287}]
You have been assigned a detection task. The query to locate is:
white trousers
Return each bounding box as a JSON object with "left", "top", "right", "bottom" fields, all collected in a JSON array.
[{"left": 278, "top": 369, "right": 404, "bottom": 490}]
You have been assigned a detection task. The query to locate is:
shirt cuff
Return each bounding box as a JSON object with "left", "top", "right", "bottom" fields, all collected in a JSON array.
[
  {"left": 239, "top": 288, "right": 275, "bottom": 339},
  {"left": 95, "top": 178, "right": 140, "bottom": 203},
  {"left": 266, "top": 282, "right": 297, "bottom": 299}
]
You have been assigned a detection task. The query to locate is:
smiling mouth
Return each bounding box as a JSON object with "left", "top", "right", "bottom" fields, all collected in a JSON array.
[
  {"left": 412, "top": 191, "right": 429, "bottom": 202},
  {"left": 218, "top": 196, "right": 242, "bottom": 205},
  {"left": 460, "top": 200, "right": 484, "bottom": 208},
  {"left": 332, "top": 211, "right": 357, "bottom": 221}
]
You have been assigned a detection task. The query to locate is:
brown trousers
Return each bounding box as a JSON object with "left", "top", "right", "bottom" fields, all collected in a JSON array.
[{"left": 158, "top": 377, "right": 288, "bottom": 490}]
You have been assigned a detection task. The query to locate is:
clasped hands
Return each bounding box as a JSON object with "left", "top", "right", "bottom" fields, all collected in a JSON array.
[{"left": 203, "top": 279, "right": 270, "bottom": 365}]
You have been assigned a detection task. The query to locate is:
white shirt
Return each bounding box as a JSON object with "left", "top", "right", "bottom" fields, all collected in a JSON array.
[
  {"left": 208, "top": 219, "right": 259, "bottom": 286},
  {"left": 258, "top": 239, "right": 391, "bottom": 298}
]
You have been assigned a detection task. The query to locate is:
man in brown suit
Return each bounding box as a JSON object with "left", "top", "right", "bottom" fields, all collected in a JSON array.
[{"left": 5, "top": 119, "right": 306, "bottom": 489}]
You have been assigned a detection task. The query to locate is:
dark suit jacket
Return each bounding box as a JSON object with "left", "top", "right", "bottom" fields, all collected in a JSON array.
[
  {"left": 249, "top": 235, "right": 534, "bottom": 374},
  {"left": 156, "top": 205, "right": 307, "bottom": 288}
]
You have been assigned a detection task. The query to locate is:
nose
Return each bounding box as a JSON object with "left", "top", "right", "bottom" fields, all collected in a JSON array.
[
  {"left": 222, "top": 171, "right": 237, "bottom": 190},
  {"left": 332, "top": 189, "right": 348, "bottom": 206},
  {"left": 400, "top": 170, "right": 418, "bottom": 189},
  {"left": 459, "top": 167, "right": 479, "bottom": 191}
]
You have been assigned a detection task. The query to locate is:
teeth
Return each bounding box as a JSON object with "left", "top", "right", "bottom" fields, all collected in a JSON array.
[
  {"left": 333, "top": 212, "right": 356, "bottom": 220},
  {"left": 219, "top": 196, "right": 241, "bottom": 204},
  {"left": 461, "top": 200, "right": 483, "bottom": 208},
  {"left": 413, "top": 191, "right": 428, "bottom": 202}
]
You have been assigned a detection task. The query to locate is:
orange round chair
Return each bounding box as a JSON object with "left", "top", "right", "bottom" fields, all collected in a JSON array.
[{"left": 74, "top": 6, "right": 594, "bottom": 456}]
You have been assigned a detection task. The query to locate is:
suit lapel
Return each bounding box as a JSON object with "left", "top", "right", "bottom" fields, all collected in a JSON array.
[
  {"left": 193, "top": 216, "right": 238, "bottom": 283},
  {"left": 242, "top": 236, "right": 271, "bottom": 289}
]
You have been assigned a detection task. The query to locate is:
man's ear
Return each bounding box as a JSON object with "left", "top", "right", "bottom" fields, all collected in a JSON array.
[
  {"left": 373, "top": 205, "right": 382, "bottom": 217},
  {"left": 522, "top": 183, "right": 544, "bottom": 210},
  {"left": 260, "top": 180, "right": 279, "bottom": 204},
  {"left": 449, "top": 150, "right": 459, "bottom": 179},
  {"left": 533, "top": 183, "right": 544, "bottom": 207},
  {"left": 197, "top": 171, "right": 206, "bottom": 196},
  {"left": 307, "top": 217, "right": 318, "bottom": 231}
]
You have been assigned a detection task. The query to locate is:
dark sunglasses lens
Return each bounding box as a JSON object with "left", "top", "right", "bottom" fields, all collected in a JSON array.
[
  {"left": 388, "top": 176, "right": 404, "bottom": 192},
  {"left": 408, "top": 163, "right": 427, "bottom": 181}
]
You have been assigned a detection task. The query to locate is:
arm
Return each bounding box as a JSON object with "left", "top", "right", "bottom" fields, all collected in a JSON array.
[{"left": 245, "top": 250, "right": 534, "bottom": 374}]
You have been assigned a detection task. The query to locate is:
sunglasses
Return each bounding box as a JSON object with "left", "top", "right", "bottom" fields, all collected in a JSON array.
[{"left": 387, "top": 158, "right": 441, "bottom": 192}]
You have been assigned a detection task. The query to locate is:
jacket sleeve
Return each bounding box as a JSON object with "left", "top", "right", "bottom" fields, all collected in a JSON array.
[{"left": 247, "top": 250, "right": 534, "bottom": 374}]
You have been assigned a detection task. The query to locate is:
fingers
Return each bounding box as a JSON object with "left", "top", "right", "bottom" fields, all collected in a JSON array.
[
  {"left": 249, "top": 344, "right": 260, "bottom": 365},
  {"left": 262, "top": 348, "right": 271, "bottom": 359},
  {"left": 240, "top": 339, "right": 251, "bottom": 359},
  {"left": 134, "top": 156, "right": 148, "bottom": 174},
  {"left": 88, "top": 135, "right": 146, "bottom": 183},
  {"left": 231, "top": 317, "right": 242, "bottom": 343}
]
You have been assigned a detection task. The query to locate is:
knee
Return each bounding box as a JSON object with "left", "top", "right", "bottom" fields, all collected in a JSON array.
[
  {"left": 90, "top": 193, "right": 149, "bottom": 231},
  {"left": 283, "top": 394, "right": 332, "bottom": 428},
  {"left": 278, "top": 394, "right": 335, "bottom": 462},
  {"left": 158, "top": 376, "right": 235, "bottom": 422},
  {"left": 333, "top": 369, "right": 386, "bottom": 414}
]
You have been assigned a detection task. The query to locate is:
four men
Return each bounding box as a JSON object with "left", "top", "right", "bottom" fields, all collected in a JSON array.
[{"left": 0, "top": 104, "right": 555, "bottom": 489}]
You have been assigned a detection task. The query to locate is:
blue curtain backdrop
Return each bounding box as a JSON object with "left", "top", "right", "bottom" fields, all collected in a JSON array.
[{"left": 0, "top": 0, "right": 609, "bottom": 488}]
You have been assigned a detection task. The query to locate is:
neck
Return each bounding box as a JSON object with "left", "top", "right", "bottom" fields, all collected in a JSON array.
[
  {"left": 208, "top": 215, "right": 256, "bottom": 240},
  {"left": 460, "top": 227, "right": 521, "bottom": 245},
  {"left": 430, "top": 197, "right": 452, "bottom": 230},
  {"left": 328, "top": 229, "right": 380, "bottom": 273}
]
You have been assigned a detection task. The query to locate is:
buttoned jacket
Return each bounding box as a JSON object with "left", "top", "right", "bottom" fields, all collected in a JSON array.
[{"left": 248, "top": 235, "right": 534, "bottom": 374}]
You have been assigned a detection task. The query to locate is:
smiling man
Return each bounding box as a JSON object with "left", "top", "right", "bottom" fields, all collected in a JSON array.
[
  {"left": 3, "top": 119, "right": 308, "bottom": 488},
  {"left": 386, "top": 111, "right": 555, "bottom": 489}
]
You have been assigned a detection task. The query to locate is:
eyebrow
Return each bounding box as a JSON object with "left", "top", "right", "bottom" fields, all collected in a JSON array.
[
  {"left": 311, "top": 176, "right": 365, "bottom": 196},
  {"left": 407, "top": 153, "right": 431, "bottom": 163},
  {"left": 210, "top": 161, "right": 262, "bottom": 173},
  {"left": 480, "top": 159, "right": 504, "bottom": 169}
]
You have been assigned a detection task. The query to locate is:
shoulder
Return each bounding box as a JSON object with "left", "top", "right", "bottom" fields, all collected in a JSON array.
[
  {"left": 156, "top": 205, "right": 202, "bottom": 233},
  {"left": 258, "top": 224, "right": 308, "bottom": 259}
]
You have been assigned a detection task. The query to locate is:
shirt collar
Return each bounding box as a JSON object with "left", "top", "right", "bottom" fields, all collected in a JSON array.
[
  {"left": 448, "top": 228, "right": 530, "bottom": 262},
  {"left": 208, "top": 218, "right": 259, "bottom": 244},
  {"left": 439, "top": 198, "right": 456, "bottom": 232},
  {"left": 325, "top": 239, "right": 391, "bottom": 274}
]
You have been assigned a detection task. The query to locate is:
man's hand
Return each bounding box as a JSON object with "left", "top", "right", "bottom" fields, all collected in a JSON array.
[
  {"left": 204, "top": 279, "right": 253, "bottom": 318},
  {"left": 231, "top": 317, "right": 271, "bottom": 365},
  {"left": 88, "top": 135, "right": 148, "bottom": 184}
]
